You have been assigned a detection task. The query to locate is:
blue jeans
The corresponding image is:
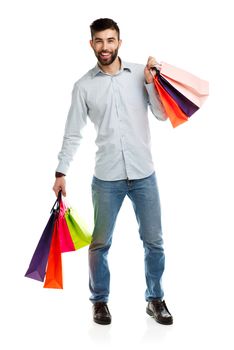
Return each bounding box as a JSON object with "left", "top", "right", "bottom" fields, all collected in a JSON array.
[{"left": 89, "top": 172, "right": 165, "bottom": 303}]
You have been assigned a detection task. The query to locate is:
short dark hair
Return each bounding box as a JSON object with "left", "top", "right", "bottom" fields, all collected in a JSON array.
[{"left": 90, "top": 18, "right": 120, "bottom": 39}]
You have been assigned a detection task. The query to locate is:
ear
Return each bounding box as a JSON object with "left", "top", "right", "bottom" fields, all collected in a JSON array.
[
  {"left": 89, "top": 40, "right": 94, "bottom": 49},
  {"left": 118, "top": 39, "right": 122, "bottom": 49}
]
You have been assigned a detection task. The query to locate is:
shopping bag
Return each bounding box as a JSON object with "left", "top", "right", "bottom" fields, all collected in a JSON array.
[
  {"left": 153, "top": 75, "right": 189, "bottom": 128},
  {"left": 57, "top": 197, "right": 76, "bottom": 253},
  {"left": 159, "top": 62, "right": 209, "bottom": 107},
  {"left": 65, "top": 207, "right": 92, "bottom": 250},
  {"left": 25, "top": 191, "right": 92, "bottom": 289},
  {"left": 24, "top": 197, "right": 59, "bottom": 282},
  {"left": 157, "top": 73, "right": 199, "bottom": 117},
  {"left": 43, "top": 220, "right": 63, "bottom": 289}
]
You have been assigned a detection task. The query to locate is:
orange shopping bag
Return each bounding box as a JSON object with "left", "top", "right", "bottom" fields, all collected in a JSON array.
[{"left": 153, "top": 75, "right": 188, "bottom": 128}]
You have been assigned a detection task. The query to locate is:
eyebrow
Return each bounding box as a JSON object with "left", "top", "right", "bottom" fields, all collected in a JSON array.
[{"left": 94, "top": 37, "right": 117, "bottom": 41}]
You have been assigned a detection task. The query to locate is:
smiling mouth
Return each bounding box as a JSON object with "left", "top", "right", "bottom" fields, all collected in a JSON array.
[{"left": 100, "top": 52, "right": 111, "bottom": 59}]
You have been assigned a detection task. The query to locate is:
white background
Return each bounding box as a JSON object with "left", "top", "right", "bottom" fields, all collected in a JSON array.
[{"left": 1, "top": 0, "right": 234, "bottom": 349}]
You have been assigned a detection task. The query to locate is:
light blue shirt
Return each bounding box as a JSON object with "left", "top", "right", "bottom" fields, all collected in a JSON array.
[{"left": 56, "top": 60, "right": 167, "bottom": 180}]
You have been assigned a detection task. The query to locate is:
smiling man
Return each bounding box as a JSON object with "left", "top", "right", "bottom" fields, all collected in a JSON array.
[
  {"left": 53, "top": 18, "right": 173, "bottom": 326},
  {"left": 91, "top": 31, "right": 119, "bottom": 66}
]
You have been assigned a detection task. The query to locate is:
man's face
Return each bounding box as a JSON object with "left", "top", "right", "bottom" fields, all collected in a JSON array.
[{"left": 90, "top": 29, "right": 122, "bottom": 66}]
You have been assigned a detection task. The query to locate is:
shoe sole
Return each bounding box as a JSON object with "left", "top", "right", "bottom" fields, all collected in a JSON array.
[
  {"left": 146, "top": 308, "right": 173, "bottom": 325},
  {"left": 94, "top": 318, "right": 111, "bottom": 325}
]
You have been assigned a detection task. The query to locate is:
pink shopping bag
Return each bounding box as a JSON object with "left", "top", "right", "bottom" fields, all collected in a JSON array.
[{"left": 160, "top": 62, "right": 209, "bottom": 107}]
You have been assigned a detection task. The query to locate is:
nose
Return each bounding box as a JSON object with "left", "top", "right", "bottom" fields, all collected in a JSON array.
[
  {"left": 101, "top": 40, "right": 108, "bottom": 51},
  {"left": 102, "top": 43, "right": 107, "bottom": 51}
]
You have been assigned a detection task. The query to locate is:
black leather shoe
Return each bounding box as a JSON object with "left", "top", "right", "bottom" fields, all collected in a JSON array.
[
  {"left": 146, "top": 300, "right": 173, "bottom": 325},
  {"left": 93, "top": 302, "right": 112, "bottom": 325}
]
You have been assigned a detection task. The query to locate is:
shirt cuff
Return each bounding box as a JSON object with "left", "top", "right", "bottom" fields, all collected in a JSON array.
[
  {"left": 145, "top": 81, "right": 156, "bottom": 92},
  {"left": 144, "top": 82, "right": 168, "bottom": 121},
  {"left": 55, "top": 172, "right": 66, "bottom": 178}
]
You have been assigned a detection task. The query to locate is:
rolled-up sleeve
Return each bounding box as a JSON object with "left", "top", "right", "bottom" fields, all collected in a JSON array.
[
  {"left": 145, "top": 82, "right": 168, "bottom": 121},
  {"left": 56, "top": 82, "right": 88, "bottom": 175}
]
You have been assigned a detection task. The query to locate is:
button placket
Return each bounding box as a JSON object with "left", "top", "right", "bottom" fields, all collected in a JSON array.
[{"left": 112, "top": 75, "right": 131, "bottom": 179}]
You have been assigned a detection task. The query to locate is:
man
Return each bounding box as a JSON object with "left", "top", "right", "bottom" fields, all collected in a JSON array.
[{"left": 53, "top": 18, "right": 173, "bottom": 326}]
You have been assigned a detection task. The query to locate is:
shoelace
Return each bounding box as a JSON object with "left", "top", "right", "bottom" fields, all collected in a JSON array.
[
  {"left": 94, "top": 302, "right": 109, "bottom": 314},
  {"left": 152, "top": 300, "right": 169, "bottom": 313}
]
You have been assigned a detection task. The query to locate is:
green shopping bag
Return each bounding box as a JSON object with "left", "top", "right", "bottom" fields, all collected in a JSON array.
[{"left": 64, "top": 207, "right": 92, "bottom": 250}]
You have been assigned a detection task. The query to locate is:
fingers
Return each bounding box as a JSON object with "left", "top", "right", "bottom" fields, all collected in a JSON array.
[
  {"left": 146, "top": 56, "right": 162, "bottom": 72},
  {"left": 53, "top": 185, "right": 66, "bottom": 198},
  {"left": 61, "top": 186, "right": 66, "bottom": 197},
  {"left": 52, "top": 185, "right": 60, "bottom": 198},
  {"left": 52, "top": 178, "right": 66, "bottom": 197},
  {"left": 144, "top": 56, "right": 158, "bottom": 83},
  {"left": 146, "top": 56, "right": 158, "bottom": 69}
]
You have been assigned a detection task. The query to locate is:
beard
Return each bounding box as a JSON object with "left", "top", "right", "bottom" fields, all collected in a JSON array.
[{"left": 95, "top": 48, "right": 119, "bottom": 66}]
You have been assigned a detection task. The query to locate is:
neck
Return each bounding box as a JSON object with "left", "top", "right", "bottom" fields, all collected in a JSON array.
[{"left": 99, "top": 57, "right": 121, "bottom": 75}]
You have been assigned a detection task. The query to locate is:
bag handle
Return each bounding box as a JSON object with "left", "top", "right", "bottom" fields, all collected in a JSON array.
[
  {"left": 150, "top": 67, "right": 160, "bottom": 81},
  {"left": 50, "top": 190, "right": 62, "bottom": 213}
]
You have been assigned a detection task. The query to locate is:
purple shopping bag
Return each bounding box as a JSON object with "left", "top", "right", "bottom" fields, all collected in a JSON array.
[
  {"left": 157, "top": 73, "right": 199, "bottom": 117},
  {"left": 24, "top": 195, "right": 60, "bottom": 282}
]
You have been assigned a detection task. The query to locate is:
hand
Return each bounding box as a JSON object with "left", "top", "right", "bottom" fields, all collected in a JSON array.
[
  {"left": 144, "top": 56, "right": 159, "bottom": 84},
  {"left": 52, "top": 176, "right": 66, "bottom": 197}
]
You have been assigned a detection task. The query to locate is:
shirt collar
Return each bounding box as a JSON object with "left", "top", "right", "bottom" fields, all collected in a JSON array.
[{"left": 91, "top": 58, "right": 131, "bottom": 77}]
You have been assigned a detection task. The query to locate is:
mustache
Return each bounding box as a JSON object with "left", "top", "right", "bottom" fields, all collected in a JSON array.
[{"left": 99, "top": 51, "right": 112, "bottom": 54}]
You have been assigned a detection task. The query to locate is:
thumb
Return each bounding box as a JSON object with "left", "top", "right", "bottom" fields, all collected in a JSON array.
[{"left": 61, "top": 185, "right": 66, "bottom": 197}]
